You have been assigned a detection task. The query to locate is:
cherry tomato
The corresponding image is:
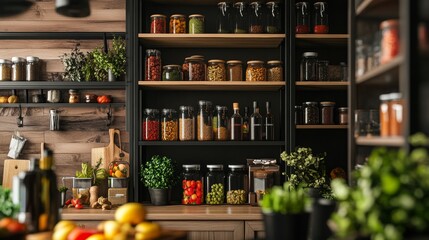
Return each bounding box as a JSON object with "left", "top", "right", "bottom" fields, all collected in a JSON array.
[
  {"left": 186, "top": 188, "right": 194, "bottom": 196},
  {"left": 196, "top": 190, "right": 202, "bottom": 198},
  {"left": 182, "top": 180, "right": 187, "bottom": 189},
  {"left": 191, "top": 194, "right": 197, "bottom": 201},
  {"left": 71, "top": 198, "right": 81, "bottom": 206},
  {"left": 65, "top": 199, "right": 72, "bottom": 205},
  {"left": 196, "top": 198, "right": 202, "bottom": 205},
  {"left": 186, "top": 180, "right": 192, "bottom": 188},
  {"left": 196, "top": 182, "right": 202, "bottom": 190},
  {"left": 75, "top": 203, "right": 84, "bottom": 209},
  {"left": 190, "top": 180, "right": 196, "bottom": 188}
]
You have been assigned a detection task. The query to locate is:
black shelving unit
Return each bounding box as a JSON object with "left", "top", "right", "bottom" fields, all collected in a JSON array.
[{"left": 138, "top": 141, "right": 286, "bottom": 146}]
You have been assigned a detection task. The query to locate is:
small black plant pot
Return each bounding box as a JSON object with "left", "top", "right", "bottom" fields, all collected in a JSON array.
[
  {"left": 308, "top": 198, "right": 337, "bottom": 240},
  {"left": 307, "top": 187, "right": 323, "bottom": 199},
  {"left": 149, "top": 188, "right": 168, "bottom": 205},
  {"left": 262, "top": 212, "right": 309, "bottom": 240}
]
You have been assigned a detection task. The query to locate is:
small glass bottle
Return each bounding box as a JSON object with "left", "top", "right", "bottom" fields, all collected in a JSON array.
[
  {"left": 12, "top": 57, "right": 26, "bottom": 81},
  {"left": 227, "top": 60, "right": 243, "bottom": 81},
  {"left": 317, "top": 60, "right": 329, "bottom": 81},
  {"left": 197, "top": 100, "right": 213, "bottom": 141},
  {"left": 145, "top": 49, "right": 162, "bottom": 81},
  {"left": 242, "top": 106, "right": 250, "bottom": 141},
  {"left": 320, "top": 101, "right": 335, "bottom": 125},
  {"left": 26, "top": 56, "right": 39, "bottom": 81},
  {"left": 264, "top": 101, "right": 274, "bottom": 140},
  {"left": 215, "top": 106, "right": 229, "bottom": 141},
  {"left": 162, "top": 65, "right": 183, "bottom": 81},
  {"left": 217, "top": 2, "right": 232, "bottom": 33},
  {"left": 300, "top": 52, "right": 318, "bottom": 81},
  {"left": 227, "top": 165, "right": 248, "bottom": 204},
  {"left": 182, "top": 165, "right": 203, "bottom": 205},
  {"left": 189, "top": 14, "right": 205, "bottom": 34},
  {"left": 380, "top": 19, "right": 400, "bottom": 64},
  {"left": 142, "top": 108, "right": 160, "bottom": 141},
  {"left": 170, "top": 14, "right": 186, "bottom": 33},
  {"left": 161, "top": 109, "right": 178, "bottom": 141},
  {"left": 207, "top": 60, "right": 226, "bottom": 81},
  {"left": 249, "top": 1, "right": 264, "bottom": 33},
  {"left": 314, "top": 2, "right": 329, "bottom": 33},
  {"left": 303, "top": 102, "right": 319, "bottom": 124},
  {"left": 205, "top": 165, "right": 225, "bottom": 205},
  {"left": 68, "top": 89, "right": 79, "bottom": 103},
  {"left": 246, "top": 60, "right": 266, "bottom": 81},
  {"left": 233, "top": 2, "right": 247, "bottom": 33},
  {"left": 267, "top": 60, "right": 283, "bottom": 81},
  {"left": 179, "top": 106, "right": 195, "bottom": 141},
  {"left": 188, "top": 57, "right": 206, "bottom": 81},
  {"left": 296, "top": 2, "right": 310, "bottom": 34},
  {"left": 338, "top": 107, "right": 348, "bottom": 125},
  {"left": 0, "top": 59, "right": 12, "bottom": 81},
  {"left": 231, "top": 103, "right": 242, "bottom": 141},
  {"left": 250, "top": 101, "right": 263, "bottom": 140},
  {"left": 150, "top": 14, "right": 167, "bottom": 33},
  {"left": 265, "top": 2, "right": 281, "bottom": 33}
]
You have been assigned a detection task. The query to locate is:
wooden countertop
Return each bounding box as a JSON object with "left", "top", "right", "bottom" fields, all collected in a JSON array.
[{"left": 61, "top": 205, "right": 263, "bottom": 221}]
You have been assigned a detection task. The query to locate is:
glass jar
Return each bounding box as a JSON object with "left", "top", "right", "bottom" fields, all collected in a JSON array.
[
  {"left": 300, "top": 52, "right": 318, "bottom": 81},
  {"left": 246, "top": 60, "right": 266, "bottom": 81},
  {"left": 265, "top": 2, "right": 281, "bottom": 33},
  {"left": 142, "top": 108, "right": 160, "bottom": 141},
  {"left": 295, "top": 105, "right": 303, "bottom": 125},
  {"left": 108, "top": 160, "right": 129, "bottom": 188},
  {"left": 207, "top": 60, "right": 226, "bottom": 81},
  {"left": 267, "top": 60, "right": 283, "bottom": 81},
  {"left": 145, "top": 49, "right": 161, "bottom": 81},
  {"left": 338, "top": 107, "right": 348, "bottom": 125},
  {"left": 340, "top": 62, "right": 348, "bottom": 82},
  {"left": 214, "top": 106, "right": 229, "bottom": 141},
  {"left": 26, "top": 56, "right": 39, "bottom": 81},
  {"left": 320, "top": 101, "right": 335, "bottom": 125},
  {"left": 380, "top": 19, "right": 399, "bottom": 64},
  {"left": 317, "top": 60, "right": 329, "bottom": 81},
  {"left": 170, "top": 14, "right": 186, "bottom": 33},
  {"left": 356, "top": 39, "right": 366, "bottom": 77},
  {"left": 217, "top": 2, "right": 232, "bottom": 33},
  {"left": 150, "top": 14, "right": 167, "bottom": 33},
  {"left": 379, "top": 93, "right": 390, "bottom": 137},
  {"left": 389, "top": 93, "right": 403, "bottom": 137},
  {"left": 47, "top": 90, "right": 61, "bottom": 103},
  {"left": 68, "top": 89, "right": 79, "bottom": 103},
  {"left": 205, "top": 165, "right": 225, "bottom": 205},
  {"left": 179, "top": 106, "right": 195, "bottom": 141},
  {"left": 188, "top": 57, "right": 206, "bottom": 81},
  {"left": 182, "top": 165, "right": 203, "bottom": 205},
  {"left": 0, "top": 59, "right": 12, "bottom": 81},
  {"left": 197, "top": 100, "right": 213, "bottom": 141},
  {"left": 189, "top": 14, "right": 205, "bottom": 34},
  {"left": 233, "top": 2, "right": 247, "bottom": 33},
  {"left": 161, "top": 109, "right": 178, "bottom": 141},
  {"left": 296, "top": 2, "right": 310, "bottom": 34},
  {"left": 84, "top": 94, "right": 97, "bottom": 103},
  {"left": 11, "top": 57, "right": 26, "bottom": 81},
  {"left": 162, "top": 65, "right": 183, "bottom": 81},
  {"left": 314, "top": 2, "right": 329, "bottom": 33},
  {"left": 303, "top": 102, "right": 319, "bottom": 124},
  {"left": 227, "top": 165, "right": 248, "bottom": 205},
  {"left": 182, "top": 57, "right": 191, "bottom": 81},
  {"left": 227, "top": 60, "right": 243, "bottom": 81},
  {"left": 249, "top": 1, "right": 264, "bottom": 33}
]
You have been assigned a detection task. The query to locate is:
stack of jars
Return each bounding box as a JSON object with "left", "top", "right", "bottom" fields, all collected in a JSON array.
[
  {"left": 150, "top": 14, "right": 205, "bottom": 34},
  {"left": 295, "top": 2, "right": 329, "bottom": 34},
  {"left": 0, "top": 56, "right": 40, "bottom": 81},
  {"left": 295, "top": 101, "right": 348, "bottom": 125}
]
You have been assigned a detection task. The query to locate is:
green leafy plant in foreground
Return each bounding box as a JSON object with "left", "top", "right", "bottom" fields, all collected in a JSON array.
[
  {"left": 0, "top": 186, "right": 19, "bottom": 218},
  {"left": 140, "top": 155, "right": 177, "bottom": 189},
  {"left": 259, "top": 182, "right": 310, "bottom": 214}
]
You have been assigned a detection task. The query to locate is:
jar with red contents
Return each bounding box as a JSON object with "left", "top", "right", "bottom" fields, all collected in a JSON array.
[
  {"left": 380, "top": 19, "right": 399, "bottom": 64},
  {"left": 296, "top": 2, "right": 310, "bottom": 34},
  {"left": 142, "top": 108, "right": 160, "bottom": 141},
  {"left": 145, "top": 49, "right": 161, "bottom": 81},
  {"left": 182, "top": 164, "right": 203, "bottom": 205},
  {"left": 150, "top": 14, "right": 167, "bottom": 33},
  {"left": 314, "top": 2, "right": 329, "bottom": 34}
]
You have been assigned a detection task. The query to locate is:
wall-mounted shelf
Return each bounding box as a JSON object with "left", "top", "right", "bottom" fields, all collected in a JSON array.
[
  {"left": 138, "top": 141, "right": 285, "bottom": 146},
  {"left": 356, "top": 56, "right": 403, "bottom": 85},
  {"left": 138, "top": 81, "right": 285, "bottom": 91},
  {"left": 138, "top": 34, "right": 286, "bottom": 48},
  {"left": 0, "top": 103, "right": 125, "bottom": 108},
  {"left": 0, "top": 81, "right": 127, "bottom": 90},
  {"left": 355, "top": 136, "right": 405, "bottom": 147},
  {"left": 295, "top": 81, "right": 349, "bottom": 90},
  {"left": 296, "top": 34, "right": 349, "bottom": 46},
  {"left": 355, "top": 0, "right": 398, "bottom": 18},
  {"left": 296, "top": 125, "right": 348, "bottom": 129}
]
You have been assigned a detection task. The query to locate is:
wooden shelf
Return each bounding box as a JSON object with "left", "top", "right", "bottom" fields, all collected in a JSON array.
[
  {"left": 296, "top": 34, "right": 349, "bottom": 46},
  {"left": 296, "top": 125, "right": 348, "bottom": 129},
  {"left": 0, "top": 81, "right": 127, "bottom": 90},
  {"left": 355, "top": 136, "right": 405, "bottom": 147},
  {"left": 295, "top": 81, "right": 349, "bottom": 90},
  {"left": 138, "top": 141, "right": 285, "bottom": 146},
  {"left": 138, "top": 34, "right": 285, "bottom": 48},
  {"left": 138, "top": 81, "right": 285, "bottom": 91},
  {"left": 0, "top": 103, "right": 125, "bottom": 108},
  {"left": 356, "top": 56, "right": 403, "bottom": 85},
  {"left": 356, "top": 0, "right": 398, "bottom": 18}
]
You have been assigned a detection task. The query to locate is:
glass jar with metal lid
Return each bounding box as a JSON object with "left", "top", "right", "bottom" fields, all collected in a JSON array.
[
  {"left": 197, "top": 100, "right": 213, "bottom": 141},
  {"left": 182, "top": 164, "right": 203, "bottom": 205},
  {"left": 338, "top": 107, "right": 348, "bottom": 125},
  {"left": 320, "top": 101, "right": 335, "bottom": 125},
  {"left": 170, "top": 14, "right": 186, "bottom": 33},
  {"left": 300, "top": 52, "right": 318, "bottom": 81},
  {"left": 69, "top": 89, "right": 79, "bottom": 103},
  {"left": 303, "top": 102, "right": 319, "bottom": 124},
  {"left": 179, "top": 106, "right": 195, "bottom": 141},
  {"left": 150, "top": 14, "right": 167, "bottom": 33},
  {"left": 142, "top": 108, "right": 160, "bottom": 141},
  {"left": 314, "top": 2, "right": 329, "bottom": 33},
  {"left": 389, "top": 93, "right": 403, "bottom": 137},
  {"left": 0, "top": 59, "right": 12, "bottom": 81},
  {"left": 12, "top": 57, "right": 26, "bottom": 81},
  {"left": 246, "top": 60, "right": 266, "bottom": 81},
  {"left": 214, "top": 106, "right": 229, "bottom": 141},
  {"left": 265, "top": 2, "right": 281, "bottom": 33},
  {"left": 207, "top": 59, "right": 226, "bottom": 81},
  {"left": 188, "top": 57, "right": 206, "bottom": 81},
  {"left": 189, "top": 14, "right": 205, "bottom": 34},
  {"left": 217, "top": 2, "right": 232, "bottom": 33},
  {"left": 227, "top": 60, "right": 243, "bottom": 81},
  {"left": 161, "top": 109, "right": 178, "bottom": 141},
  {"left": 296, "top": 2, "right": 310, "bottom": 33},
  {"left": 233, "top": 2, "right": 247, "bottom": 33},
  {"left": 249, "top": 1, "right": 264, "bottom": 33},
  {"left": 26, "top": 56, "right": 39, "bottom": 81},
  {"left": 162, "top": 65, "right": 183, "bottom": 81},
  {"left": 227, "top": 165, "right": 248, "bottom": 205},
  {"left": 145, "top": 49, "right": 161, "bottom": 81},
  {"left": 267, "top": 60, "right": 283, "bottom": 81},
  {"left": 205, "top": 165, "right": 225, "bottom": 205}
]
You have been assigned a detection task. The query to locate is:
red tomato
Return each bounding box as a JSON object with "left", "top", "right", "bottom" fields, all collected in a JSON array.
[
  {"left": 67, "top": 228, "right": 99, "bottom": 240},
  {"left": 0, "top": 218, "right": 25, "bottom": 233},
  {"left": 71, "top": 198, "right": 81, "bottom": 206},
  {"left": 191, "top": 194, "right": 197, "bottom": 201},
  {"left": 196, "top": 190, "right": 202, "bottom": 198},
  {"left": 65, "top": 199, "right": 72, "bottom": 205},
  {"left": 190, "top": 180, "right": 196, "bottom": 188},
  {"left": 182, "top": 198, "right": 188, "bottom": 204},
  {"left": 182, "top": 180, "right": 187, "bottom": 189},
  {"left": 186, "top": 180, "right": 192, "bottom": 188},
  {"left": 75, "top": 203, "right": 84, "bottom": 209},
  {"left": 196, "top": 198, "right": 202, "bottom": 204},
  {"left": 196, "top": 182, "right": 202, "bottom": 190},
  {"left": 186, "top": 188, "right": 194, "bottom": 196}
]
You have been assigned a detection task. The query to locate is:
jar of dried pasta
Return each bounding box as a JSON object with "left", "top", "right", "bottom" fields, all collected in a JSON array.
[
  {"left": 267, "top": 60, "right": 283, "bottom": 81},
  {"left": 246, "top": 60, "right": 266, "bottom": 81},
  {"left": 207, "top": 60, "right": 226, "bottom": 81},
  {"left": 170, "top": 14, "right": 186, "bottom": 33}
]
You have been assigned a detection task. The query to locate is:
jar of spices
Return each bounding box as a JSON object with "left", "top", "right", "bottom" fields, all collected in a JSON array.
[
  {"left": 161, "top": 109, "right": 178, "bottom": 141},
  {"left": 179, "top": 106, "right": 195, "bottom": 141},
  {"left": 145, "top": 49, "right": 161, "bottom": 81},
  {"left": 150, "top": 14, "right": 167, "bottom": 33},
  {"left": 47, "top": 90, "right": 61, "bottom": 103},
  {"left": 320, "top": 101, "right": 335, "bottom": 125},
  {"left": 217, "top": 2, "right": 232, "bottom": 33},
  {"left": 189, "top": 14, "right": 205, "bottom": 34},
  {"left": 249, "top": 1, "right": 264, "bottom": 33},
  {"left": 0, "top": 59, "right": 12, "bottom": 81},
  {"left": 188, "top": 57, "right": 206, "bottom": 81},
  {"left": 246, "top": 60, "right": 266, "bottom": 81},
  {"left": 295, "top": 105, "right": 303, "bottom": 125},
  {"left": 26, "top": 56, "right": 39, "bottom": 81},
  {"left": 215, "top": 106, "right": 229, "bottom": 141},
  {"left": 170, "top": 14, "right": 186, "bottom": 33},
  {"left": 197, "top": 100, "right": 213, "bottom": 141},
  {"left": 207, "top": 60, "right": 226, "bottom": 81},
  {"left": 205, "top": 165, "right": 225, "bottom": 205},
  {"left": 303, "top": 102, "right": 319, "bottom": 124},
  {"left": 233, "top": 2, "right": 247, "bottom": 33},
  {"left": 300, "top": 52, "right": 318, "bottom": 81},
  {"left": 338, "top": 107, "right": 348, "bottom": 125},
  {"left": 296, "top": 2, "right": 310, "bottom": 34},
  {"left": 379, "top": 93, "right": 390, "bottom": 137},
  {"left": 389, "top": 93, "right": 403, "bottom": 136},
  {"left": 11, "top": 57, "right": 26, "bottom": 81},
  {"left": 226, "top": 165, "right": 248, "bottom": 205},
  {"left": 182, "top": 165, "right": 203, "bottom": 205},
  {"left": 267, "top": 60, "right": 283, "bottom": 81},
  {"left": 84, "top": 94, "right": 97, "bottom": 103},
  {"left": 162, "top": 65, "right": 183, "bottom": 81},
  {"left": 142, "top": 108, "right": 160, "bottom": 141},
  {"left": 227, "top": 60, "right": 243, "bottom": 81},
  {"left": 314, "top": 2, "right": 329, "bottom": 33},
  {"left": 380, "top": 19, "right": 399, "bottom": 64},
  {"left": 69, "top": 89, "right": 79, "bottom": 103},
  {"left": 265, "top": 2, "right": 281, "bottom": 33},
  {"left": 317, "top": 60, "right": 329, "bottom": 81}
]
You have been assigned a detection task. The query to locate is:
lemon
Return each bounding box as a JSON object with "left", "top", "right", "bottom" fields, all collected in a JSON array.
[
  {"left": 103, "top": 220, "right": 121, "bottom": 239},
  {"left": 115, "top": 170, "right": 123, "bottom": 178},
  {"left": 135, "top": 222, "right": 161, "bottom": 238},
  {"left": 86, "top": 234, "right": 106, "bottom": 240},
  {"left": 52, "top": 221, "right": 76, "bottom": 240},
  {"left": 115, "top": 203, "right": 145, "bottom": 225}
]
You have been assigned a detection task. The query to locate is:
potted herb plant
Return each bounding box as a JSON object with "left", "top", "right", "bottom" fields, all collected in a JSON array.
[
  {"left": 60, "top": 43, "right": 86, "bottom": 82},
  {"left": 58, "top": 185, "right": 68, "bottom": 207},
  {"left": 140, "top": 155, "right": 176, "bottom": 205},
  {"left": 92, "top": 36, "right": 126, "bottom": 82}
]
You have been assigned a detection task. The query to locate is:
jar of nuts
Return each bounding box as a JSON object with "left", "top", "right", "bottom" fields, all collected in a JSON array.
[
  {"left": 227, "top": 60, "right": 243, "bottom": 81},
  {"left": 214, "top": 106, "right": 229, "bottom": 141},
  {"left": 267, "top": 60, "right": 283, "bottom": 81},
  {"left": 246, "top": 60, "right": 266, "bottom": 81},
  {"left": 227, "top": 165, "right": 248, "bottom": 204},
  {"left": 205, "top": 165, "right": 225, "bottom": 205},
  {"left": 143, "top": 108, "right": 160, "bottom": 141},
  {"left": 145, "top": 49, "right": 162, "bottom": 81},
  {"left": 161, "top": 109, "right": 178, "bottom": 141},
  {"left": 150, "top": 14, "right": 167, "bottom": 33},
  {"left": 170, "top": 14, "right": 186, "bottom": 33},
  {"left": 197, "top": 100, "right": 213, "bottom": 141},
  {"left": 188, "top": 57, "right": 206, "bottom": 81},
  {"left": 179, "top": 106, "right": 195, "bottom": 141},
  {"left": 207, "top": 59, "right": 226, "bottom": 81}
]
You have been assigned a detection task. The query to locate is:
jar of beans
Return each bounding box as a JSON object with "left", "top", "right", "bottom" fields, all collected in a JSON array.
[
  {"left": 145, "top": 49, "right": 162, "bottom": 81},
  {"left": 11, "top": 57, "right": 26, "bottom": 81},
  {"left": 296, "top": 2, "right": 310, "bottom": 34},
  {"left": 207, "top": 60, "right": 226, "bottom": 81},
  {"left": 320, "top": 101, "right": 335, "bottom": 125},
  {"left": 205, "top": 165, "right": 225, "bottom": 205},
  {"left": 161, "top": 109, "right": 178, "bottom": 141},
  {"left": 189, "top": 14, "right": 205, "bottom": 34},
  {"left": 380, "top": 19, "right": 399, "bottom": 64},
  {"left": 197, "top": 100, "right": 213, "bottom": 141},
  {"left": 314, "top": 2, "right": 329, "bottom": 33},
  {"left": 214, "top": 106, "right": 229, "bottom": 141},
  {"left": 179, "top": 106, "right": 195, "bottom": 141},
  {"left": 227, "top": 165, "right": 248, "bottom": 204},
  {"left": 303, "top": 102, "right": 319, "bottom": 124},
  {"left": 227, "top": 60, "right": 243, "bottom": 81},
  {"left": 0, "top": 59, "right": 12, "bottom": 81},
  {"left": 246, "top": 60, "right": 266, "bottom": 81},
  {"left": 189, "top": 57, "right": 206, "bottom": 81},
  {"left": 182, "top": 164, "right": 203, "bottom": 205},
  {"left": 267, "top": 60, "right": 283, "bottom": 81},
  {"left": 170, "top": 14, "right": 186, "bottom": 33},
  {"left": 142, "top": 108, "right": 160, "bottom": 141},
  {"left": 150, "top": 14, "right": 167, "bottom": 33},
  {"left": 338, "top": 107, "right": 348, "bottom": 125},
  {"left": 249, "top": 1, "right": 264, "bottom": 33},
  {"left": 162, "top": 65, "right": 183, "bottom": 81}
]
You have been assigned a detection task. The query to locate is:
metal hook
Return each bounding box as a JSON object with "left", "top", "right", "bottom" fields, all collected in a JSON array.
[
  {"left": 17, "top": 104, "right": 23, "bottom": 128},
  {"left": 106, "top": 104, "right": 113, "bottom": 127}
]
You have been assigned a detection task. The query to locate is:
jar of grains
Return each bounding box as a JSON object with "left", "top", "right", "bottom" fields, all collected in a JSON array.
[
  {"left": 300, "top": 52, "right": 318, "bottom": 81},
  {"left": 145, "top": 49, "right": 162, "bottom": 81},
  {"left": 197, "top": 100, "right": 213, "bottom": 141},
  {"left": 170, "top": 14, "right": 186, "bottom": 33},
  {"left": 188, "top": 57, "right": 206, "bottom": 81},
  {"left": 214, "top": 106, "right": 229, "bottom": 141},
  {"left": 227, "top": 60, "right": 243, "bottom": 81},
  {"left": 320, "top": 101, "right": 335, "bottom": 125},
  {"left": 161, "top": 109, "right": 178, "bottom": 141},
  {"left": 246, "top": 60, "right": 266, "bottom": 81},
  {"left": 11, "top": 57, "right": 26, "bottom": 81},
  {"left": 189, "top": 14, "right": 205, "bottom": 34},
  {"left": 303, "top": 102, "right": 319, "bottom": 124},
  {"left": 0, "top": 59, "right": 12, "bottom": 81},
  {"left": 207, "top": 60, "right": 226, "bottom": 81},
  {"left": 150, "top": 14, "right": 167, "bottom": 33},
  {"left": 267, "top": 60, "right": 283, "bottom": 81},
  {"left": 162, "top": 65, "right": 183, "bottom": 81},
  {"left": 179, "top": 106, "right": 195, "bottom": 141},
  {"left": 26, "top": 56, "right": 39, "bottom": 81},
  {"left": 142, "top": 108, "right": 160, "bottom": 141}
]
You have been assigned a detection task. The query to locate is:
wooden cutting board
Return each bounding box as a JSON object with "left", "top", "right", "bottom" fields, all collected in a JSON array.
[
  {"left": 91, "top": 129, "right": 129, "bottom": 170},
  {"left": 2, "top": 159, "right": 30, "bottom": 189}
]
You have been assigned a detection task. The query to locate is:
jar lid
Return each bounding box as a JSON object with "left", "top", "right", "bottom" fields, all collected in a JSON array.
[
  {"left": 26, "top": 56, "right": 39, "bottom": 62},
  {"left": 199, "top": 100, "right": 212, "bottom": 106},
  {"left": 180, "top": 105, "right": 194, "bottom": 111},
  {"left": 12, "top": 57, "right": 25, "bottom": 63},
  {"left": 320, "top": 101, "right": 335, "bottom": 106},
  {"left": 182, "top": 164, "right": 200, "bottom": 170},
  {"left": 314, "top": 2, "right": 327, "bottom": 7},
  {"left": 144, "top": 108, "right": 159, "bottom": 114},
  {"left": 0, "top": 59, "right": 12, "bottom": 64},
  {"left": 217, "top": 2, "right": 228, "bottom": 6},
  {"left": 247, "top": 60, "right": 264, "bottom": 64},
  {"left": 228, "top": 165, "right": 246, "bottom": 169},
  {"left": 208, "top": 59, "right": 225, "bottom": 63},
  {"left": 303, "top": 101, "right": 318, "bottom": 106},
  {"left": 226, "top": 60, "right": 242, "bottom": 64},
  {"left": 69, "top": 89, "right": 77, "bottom": 94},
  {"left": 338, "top": 107, "right": 348, "bottom": 111},
  {"left": 162, "top": 108, "right": 177, "bottom": 114},
  {"left": 389, "top": 92, "right": 402, "bottom": 100},
  {"left": 150, "top": 14, "right": 166, "bottom": 18},
  {"left": 380, "top": 19, "right": 399, "bottom": 29},
  {"left": 296, "top": 2, "right": 308, "bottom": 7},
  {"left": 171, "top": 14, "right": 186, "bottom": 18},
  {"left": 189, "top": 14, "right": 204, "bottom": 18},
  {"left": 234, "top": 2, "right": 245, "bottom": 6},
  {"left": 146, "top": 49, "right": 160, "bottom": 54},
  {"left": 163, "top": 64, "right": 182, "bottom": 69},
  {"left": 267, "top": 60, "right": 283, "bottom": 64},
  {"left": 266, "top": 2, "right": 279, "bottom": 6},
  {"left": 303, "top": 52, "right": 318, "bottom": 57},
  {"left": 207, "top": 164, "right": 223, "bottom": 170},
  {"left": 190, "top": 55, "right": 205, "bottom": 59},
  {"left": 379, "top": 93, "right": 391, "bottom": 101},
  {"left": 250, "top": 1, "right": 262, "bottom": 6}
]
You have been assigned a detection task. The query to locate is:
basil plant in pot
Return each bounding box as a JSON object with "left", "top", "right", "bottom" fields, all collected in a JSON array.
[
  {"left": 92, "top": 36, "right": 126, "bottom": 82},
  {"left": 140, "top": 155, "right": 177, "bottom": 205}
]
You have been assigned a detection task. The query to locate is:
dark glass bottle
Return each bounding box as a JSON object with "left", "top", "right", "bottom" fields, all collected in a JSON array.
[
  {"left": 242, "top": 107, "right": 250, "bottom": 141},
  {"left": 250, "top": 101, "right": 263, "bottom": 141},
  {"left": 264, "top": 101, "right": 275, "bottom": 140},
  {"left": 231, "top": 102, "right": 243, "bottom": 141}
]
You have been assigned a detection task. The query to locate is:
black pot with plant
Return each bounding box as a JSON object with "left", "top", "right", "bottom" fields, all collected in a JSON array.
[
  {"left": 91, "top": 36, "right": 126, "bottom": 82},
  {"left": 140, "top": 155, "right": 177, "bottom": 205}
]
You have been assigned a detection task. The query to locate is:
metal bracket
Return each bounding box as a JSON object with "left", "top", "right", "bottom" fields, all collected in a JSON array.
[{"left": 17, "top": 104, "right": 23, "bottom": 128}]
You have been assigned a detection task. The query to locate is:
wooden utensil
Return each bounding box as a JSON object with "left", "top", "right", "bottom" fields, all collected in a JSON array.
[
  {"left": 2, "top": 159, "right": 30, "bottom": 189},
  {"left": 91, "top": 129, "right": 129, "bottom": 170}
]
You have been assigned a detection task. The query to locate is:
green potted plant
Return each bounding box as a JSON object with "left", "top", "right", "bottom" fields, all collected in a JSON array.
[
  {"left": 330, "top": 133, "right": 429, "bottom": 240},
  {"left": 140, "top": 155, "right": 177, "bottom": 205},
  {"left": 58, "top": 185, "right": 68, "bottom": 207},
  {"left": 60, "top": 43, "right": 86, "bottom": 82},
  {"left": 91, "top": 36, "right": 126, "bottom": 82}
]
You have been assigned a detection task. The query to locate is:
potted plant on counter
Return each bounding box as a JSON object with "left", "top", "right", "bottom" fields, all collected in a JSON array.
[{"left": 140, "top": 155, "right": 177, "bottom": 205}]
